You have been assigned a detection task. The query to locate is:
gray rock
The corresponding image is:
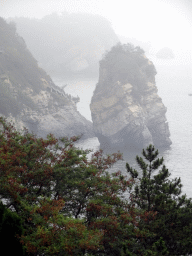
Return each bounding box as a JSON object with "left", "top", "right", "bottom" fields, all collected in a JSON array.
[
  {"left": 90, "top": 44, "right": 172, "bottom": 150},
  {"left": 5, "top": 86, "right": 94, "bottom": 140},
  {"left": 0, "top": 17, "right": 94, "bottom": 141},
  {"left": 36, "top": 105, "right": 94, "bottom": 139}
]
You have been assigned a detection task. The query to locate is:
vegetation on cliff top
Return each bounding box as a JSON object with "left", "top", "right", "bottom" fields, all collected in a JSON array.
[
  {"left": 100, "top": 43, "right": 157, "bottom": 87},
  {"left": 0, "top": 117, "right": 192, "bottom": 255}
]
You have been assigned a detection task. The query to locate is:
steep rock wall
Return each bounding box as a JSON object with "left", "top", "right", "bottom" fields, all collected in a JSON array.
[
  {"left": 0, "top": 73, "right": 94, "bottom": 140},
  {"left": 0, "top": 17, "right": 94, "bottom": 139},
  {"left": 90, "top": 43, "right": 171, "bottom": 150}
]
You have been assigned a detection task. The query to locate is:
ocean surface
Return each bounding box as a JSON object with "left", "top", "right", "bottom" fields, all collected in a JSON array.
[{"left": 52, "top": 56, "right": 192, "bottom": 198}]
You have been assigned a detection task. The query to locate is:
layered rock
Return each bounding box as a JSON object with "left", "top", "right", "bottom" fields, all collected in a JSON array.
[
  {"left": 90, "top": 43, "right": 171, "bottom": 150},
  {"left": 0, "top": 17, "right": 94, "bottom": 139}
]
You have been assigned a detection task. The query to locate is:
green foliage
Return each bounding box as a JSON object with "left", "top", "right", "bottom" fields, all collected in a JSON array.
[
  {"left": 100, "top": 43, "right": 157, "bottom": 87},
  {"left": 1, "top": 117, "right": 192, "bottom": 255},
  {"left": 100, "top": 43, "right": 156, "bottom": 82},
  {"left": 0, "top": 117, "right": 140, "bottom": 255},
  {"left": 126, "top": 144, "right": 192, "bottom": 255},
  {"left": 0, "top": 202, "right": 26, "bottom": 255}
]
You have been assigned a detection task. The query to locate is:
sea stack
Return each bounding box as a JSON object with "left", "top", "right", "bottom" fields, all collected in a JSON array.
[{"left": 90, "top": 43, "right": 172, "bottom": 150}]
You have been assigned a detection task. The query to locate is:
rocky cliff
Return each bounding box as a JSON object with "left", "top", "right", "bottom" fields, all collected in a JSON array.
[
  {"left": 90, "top": 43, "right": 172, "bottom": 150},
  {"left": 0, "top": 17, "right": 94, "bottom": 139}
]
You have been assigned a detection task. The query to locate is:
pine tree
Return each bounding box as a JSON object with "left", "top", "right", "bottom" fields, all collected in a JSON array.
[
  {"left": 0, "top": 202, "right": 26, "bottom": 255},
  {"left": 126, "top": 144, "right": 192, "bottom": 255}
]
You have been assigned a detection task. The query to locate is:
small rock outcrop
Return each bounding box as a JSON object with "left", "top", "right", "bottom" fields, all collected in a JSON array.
[
  {"left": 0, "top": 17, "right": 94, "bottom": 139},
  {"left": 156, "top": 47, "right": 175, "bottom": 59},
  {"left": 90, "top": 43, "right": 172, "bottom": 150}
]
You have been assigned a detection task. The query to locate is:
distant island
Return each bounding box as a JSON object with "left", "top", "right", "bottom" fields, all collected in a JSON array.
[
  {"left": 9, "top": 13, "right": 119, "bottom": 78},
  {"left": 156, "top": 47, "right": 175, "bottom": 59}
]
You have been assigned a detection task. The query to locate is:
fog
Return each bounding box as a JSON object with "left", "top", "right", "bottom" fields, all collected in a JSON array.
[
  {"left": 1, "top": 1, "right": 192, "bottom": 185},
  {"left": 1, "top": 0, "right": 192, "bottom": 62},
  {"left": 1, "top": 0, "right": 192, "bottom": 197}
]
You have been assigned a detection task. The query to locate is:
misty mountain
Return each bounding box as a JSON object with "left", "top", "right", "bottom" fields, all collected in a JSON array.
[
  {"left": 10, "top": 12, "right": 119, "bottom": 78},
  {"left": 0, "top": 17, "right": 94, "bottom": 139}
]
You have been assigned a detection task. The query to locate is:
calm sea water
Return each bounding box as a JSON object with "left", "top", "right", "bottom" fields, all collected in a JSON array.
[{"left": 52, "top": 57, "right": 192, "bottom": 198}]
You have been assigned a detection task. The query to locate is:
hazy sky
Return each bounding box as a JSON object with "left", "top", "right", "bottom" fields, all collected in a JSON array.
[{"left": 1, "top": 0, "right": 192, "bottom": 60}]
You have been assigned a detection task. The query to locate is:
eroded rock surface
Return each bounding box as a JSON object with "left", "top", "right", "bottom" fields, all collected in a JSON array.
[
  {"left": 0, "top": 17, "right": 94, "bottom": 140},
  {"left": 90, "top": 43, "right": 171, "bottom": 150},
  {"left": 2, "top": 75, "right": 94, "bottom": 139}
]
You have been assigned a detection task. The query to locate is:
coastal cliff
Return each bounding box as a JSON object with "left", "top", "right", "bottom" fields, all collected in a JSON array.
[
  {"left": 0, "top": 17, "right": 94, "bottom": 139},
  {"left": 90, "top": 43, "right": 172, "bottom": 150}
]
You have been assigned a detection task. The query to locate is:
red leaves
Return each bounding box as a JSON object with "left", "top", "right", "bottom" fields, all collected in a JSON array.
[
  {"left": 89, "top": 149, "right": 123, "bottom": 170},
  {"left": 0, "top": 117, "right": 161, "bottom": 255}
]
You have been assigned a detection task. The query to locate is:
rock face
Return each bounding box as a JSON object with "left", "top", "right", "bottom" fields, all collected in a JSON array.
[
  {"left": 4, "top": 87, "right": 94, "bottom": 140},
  {"left": 90, "top": 43, "right": 172, "bottom": 150},
  {"left": 0, "top": 17, "right": 94, "bottom": 139}
]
